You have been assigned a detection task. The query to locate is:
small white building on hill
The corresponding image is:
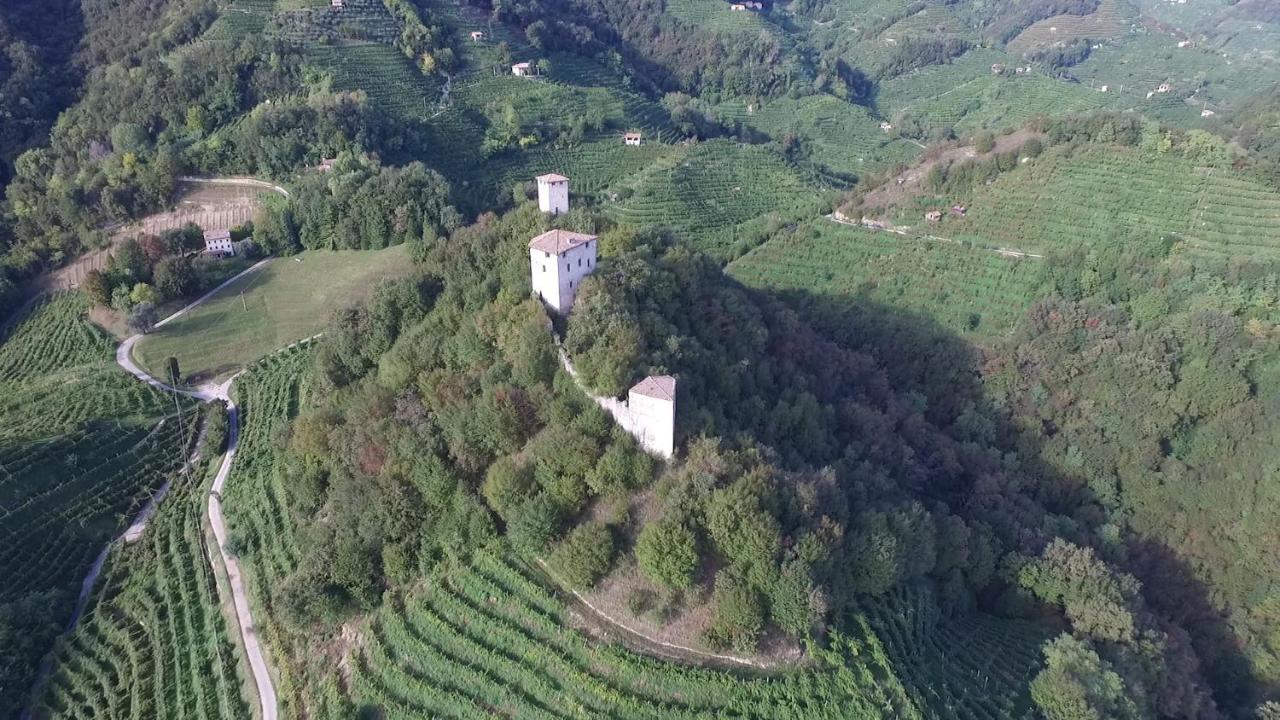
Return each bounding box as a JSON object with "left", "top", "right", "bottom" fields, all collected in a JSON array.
[
  {"left": 512, "top": 62, "right": 533, "bottom": 77},
  {"left": 627, "top": 376, "right": 676, "bottom": 459},
  {"left": 536, "top": 173, "right": 570, "bottom": 215},
  {"left": 529, "top": 229, "right": 597, "bottom": 313},
  {"left": 204, "top": 229, "right": 234, "bottom": 257}
]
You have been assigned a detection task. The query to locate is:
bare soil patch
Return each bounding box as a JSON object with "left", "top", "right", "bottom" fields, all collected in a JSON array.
[
  {"left": 846, "top": 129, "right": 1041, "bottom": 221},
  {"left": 38, "top": 181, "right": 275, "bottom": 293}
]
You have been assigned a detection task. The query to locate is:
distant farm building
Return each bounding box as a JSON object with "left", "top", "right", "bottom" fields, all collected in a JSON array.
[
  {"left": 624, "top": 132, "right": 643, "bottom": 146},
  {"left": 1157, "top": 82, "right": 1173, "bottom": 93},
  {"left": 529, "top": 229, "right": 597, "bottom": 314},
  {"left": 1098, "top": 84, "right": 1109, "bottom": 92},
  {"left": 991, "top": 63, "right": 1006, "bottom": 75},
  {"left": 470, "top": 31, "right": 484, "bottom": 41},
  {"left": 730, "top": 3, "right": 746, "bottom": 10},
  {"left": 1201, "top": 108, "right": 1216, "bottom": 117},
  {"left": 925, "top": 210, "right": 943, "bottom": 223},
  {"left": 879, "top": 121, "right": 893, "bottom": 132},
  {"left": 512, "top": 62, "right": 533, "bottom": 77},
  {"left": 536, "top": 173, "right": 570, "bottom": 215},
  {"left": 331, "top": 0, "right": 344, "bottom": 8},
  {"left": 204, "top": 229, "right": 234, "bottom": 257},
  {"left": 317, "top": 157, "right": 337, "bottom": 173},
  {"left": 1178, "top": 40, "right": 1192, "bottom": 48}
]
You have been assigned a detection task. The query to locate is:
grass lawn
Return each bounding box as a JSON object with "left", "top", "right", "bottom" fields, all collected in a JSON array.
[{"left": 134, "top": 246, "right": 410, "bottom": 382}]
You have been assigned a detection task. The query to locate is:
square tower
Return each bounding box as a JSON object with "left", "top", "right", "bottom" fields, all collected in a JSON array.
[
  {"left": 536, "top": 173, "right": 570, "bottom": 215},
  {"left": 529, "top": 229, "right": 598, "bottom": 313},
  {"left": 628, "top": 376, "right": 676, "bottom": 459}
]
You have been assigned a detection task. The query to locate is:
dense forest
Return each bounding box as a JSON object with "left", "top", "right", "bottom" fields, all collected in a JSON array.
[{"left": 3, "top": 0, "right": 1280, "bottom": 717}]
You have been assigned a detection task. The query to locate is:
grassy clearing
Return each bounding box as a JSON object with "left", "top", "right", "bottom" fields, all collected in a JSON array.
[
  {"left": 134, "top": 247, "right": 411, "bottom": 383},
  {"left": 728, "top": 221, "right": 1048, "bottom": 339}
]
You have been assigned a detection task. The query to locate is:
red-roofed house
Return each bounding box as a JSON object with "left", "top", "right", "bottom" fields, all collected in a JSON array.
[
  {"left": 529, "top": 229, "right": 598, "bottom": 313},
  {"left": 536, "top": 173, "right": 569, "bottom": 214}
]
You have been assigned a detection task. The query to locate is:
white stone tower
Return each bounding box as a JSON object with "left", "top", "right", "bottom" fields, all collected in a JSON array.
[
  {"left": 536, "top": 173, "right": 570, "bottom": 215},
  {"left": 529, "top": 229, "right": 598, "bottom": 313},
  {"left": 627, "top": 376, "right": 676, "bottom": 459}
]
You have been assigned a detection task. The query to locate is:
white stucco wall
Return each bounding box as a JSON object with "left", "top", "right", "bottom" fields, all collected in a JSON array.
[
  {"left": 558, "top": 349, "right": 675, "bottom": 459},
  {"left": 530, "top": 239, "right": 596, "bottom": 313},
  {"left": 538, "top": 179, "right": 569, "bottom": 215}
]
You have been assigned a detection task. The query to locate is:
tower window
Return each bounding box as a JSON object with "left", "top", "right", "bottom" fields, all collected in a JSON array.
[{"left": 578, "top": 258, "right": 582, "bottom": 267}]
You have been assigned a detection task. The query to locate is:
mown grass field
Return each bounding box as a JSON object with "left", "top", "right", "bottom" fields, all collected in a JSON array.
[
  {"left": 133, "top": 247, "right": 411, "bottom": 383},
  {"left": 728, "top": 221, "right": 1049, "bottom": 339}
]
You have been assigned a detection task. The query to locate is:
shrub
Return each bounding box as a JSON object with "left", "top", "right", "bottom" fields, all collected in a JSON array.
[
  {"left": 705, "top": 569, "right": 764, "bottom": 652},
  {"left": 507, "top": 493, "right": 566, "bottom": 556},
  {"left": 636, "top": 519, "right": 699, "bottom": 590},
  {"left": 548, "top": 522, "right": 615, "bottom": 588}
]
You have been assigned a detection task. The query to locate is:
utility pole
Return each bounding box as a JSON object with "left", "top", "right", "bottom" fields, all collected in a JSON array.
[{"left": 166, "top": 356, "right": 188, "bottom": 476}]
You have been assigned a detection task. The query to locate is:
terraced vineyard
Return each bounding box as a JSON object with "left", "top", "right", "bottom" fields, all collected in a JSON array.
[
  {"left": 728, "top": 221, "right": 1048, "bottom": 338},
  {"left": 853, "top": 583, "right": 1050, "bottom": 720},
  {"left": 351, "top": 551, "right": 910, "bottom": 719},
  {"left": 220, "top": 347, "right": 315, "bottom": 711},
  {"left": 35, "top": 469, "right": 250, "bottom": 720},
  {"left": 950, "top": 146, "right": 1280, "bottom": 259},
  {"left": 486, "top": 136, "right": 682, "bottom": 197},
  {"left": 0, "top": 294, "right": 202, "bottom": 718},
  {"left": 608, "top": 139, "right": 826, "bottom": 258},
  {"left": 308, "top": 44, "right": 438, "bottom": 119},
  {"left": 0, "top": 295, "right": 115, "bottom": 383},
  {"left": 0, "top": 295, "right": 199, "bottom": 610},
  {"left": 717, "top": 95, "right": 921, "bottom": 176},
  {"left": 664, "top": 0, "right": 775, "bottom": 34},
  {"left": 1006, "top": 0, "right": 1133, "bottom": 55}
]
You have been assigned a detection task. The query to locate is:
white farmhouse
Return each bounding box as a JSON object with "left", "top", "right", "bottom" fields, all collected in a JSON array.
[
  {"left": 536, "top": 173, "right": 570, "bottom": 215},
  {"left": 204, "top": 229, "right": 234, "bottom": 257},
  {"left": 626, "top": 376, "right": 676, "bottom": 459},
  {"left": 529, "top": 229, "right": 597, "bottom": 313},
  {"left": 623, "top": 132, "right": 643, "bottom": 146},
  {"left": 512, "top": 61, "right": 533, "bottom": 77}
]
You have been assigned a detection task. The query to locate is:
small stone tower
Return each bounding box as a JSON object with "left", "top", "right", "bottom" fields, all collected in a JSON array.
[
  {"left": 627, "top": 376, "right": 676, "bottom": 459},
  {"left": 536, "top": 173, "right": 570, "bottom": 215},
  {"left": 529, "top": 229, "right": 598, "bottom": 313}
]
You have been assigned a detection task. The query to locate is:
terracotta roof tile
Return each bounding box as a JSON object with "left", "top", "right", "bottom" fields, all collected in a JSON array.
[
  {"left": 528, "top": 229, "right": 596, "bottom": 255},
  {"left": 630, "top": 375, "right": 676, "bottom": 401},
  {"left": 536, "top": 173, "right": 568, "bottom": 183}
]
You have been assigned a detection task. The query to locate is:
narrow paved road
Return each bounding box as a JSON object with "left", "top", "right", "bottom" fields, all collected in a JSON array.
[{"left": 116, "top": 277, "right": 279, "bottom": 720}]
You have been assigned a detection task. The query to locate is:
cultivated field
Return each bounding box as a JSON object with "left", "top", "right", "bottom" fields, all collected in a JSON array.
[
  {"left": 132, "top": 246, "right": 411, "bottom": 382},
  {"left": 948, "top": 146, "right": 1280, "bottom": 258},
  {"left": 43, "top": 181, "right": 278, "bottom": 292},
  {"left": 716, "top": 94, "right": 921, "bottom": 176},
  {"left": 351, "top": 551, "right": 897, "bottom": 719},
  {"left": 220, "top": 348, "right": 315, "bottom": 714},
  {"left": 728, "top": 221, "right": 1049, "bottom": 338},
  {"left": 607, "top": 139, "right": 826, "bottom": 258},
  {"left": 0, "top": 295, "right": 201, "bottom": 717},
  {"left": 35, "top": 468, "right": 250, "bottom": 720}
]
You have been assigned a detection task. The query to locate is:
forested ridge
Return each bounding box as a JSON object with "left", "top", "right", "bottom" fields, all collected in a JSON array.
[{"left": 2, "top": 0, "right": 1280, "bottom": 717}]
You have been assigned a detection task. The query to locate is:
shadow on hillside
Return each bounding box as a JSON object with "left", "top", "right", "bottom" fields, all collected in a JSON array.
[{"left": 726, "top": 278, "right": 1254, "bottom": 711}]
